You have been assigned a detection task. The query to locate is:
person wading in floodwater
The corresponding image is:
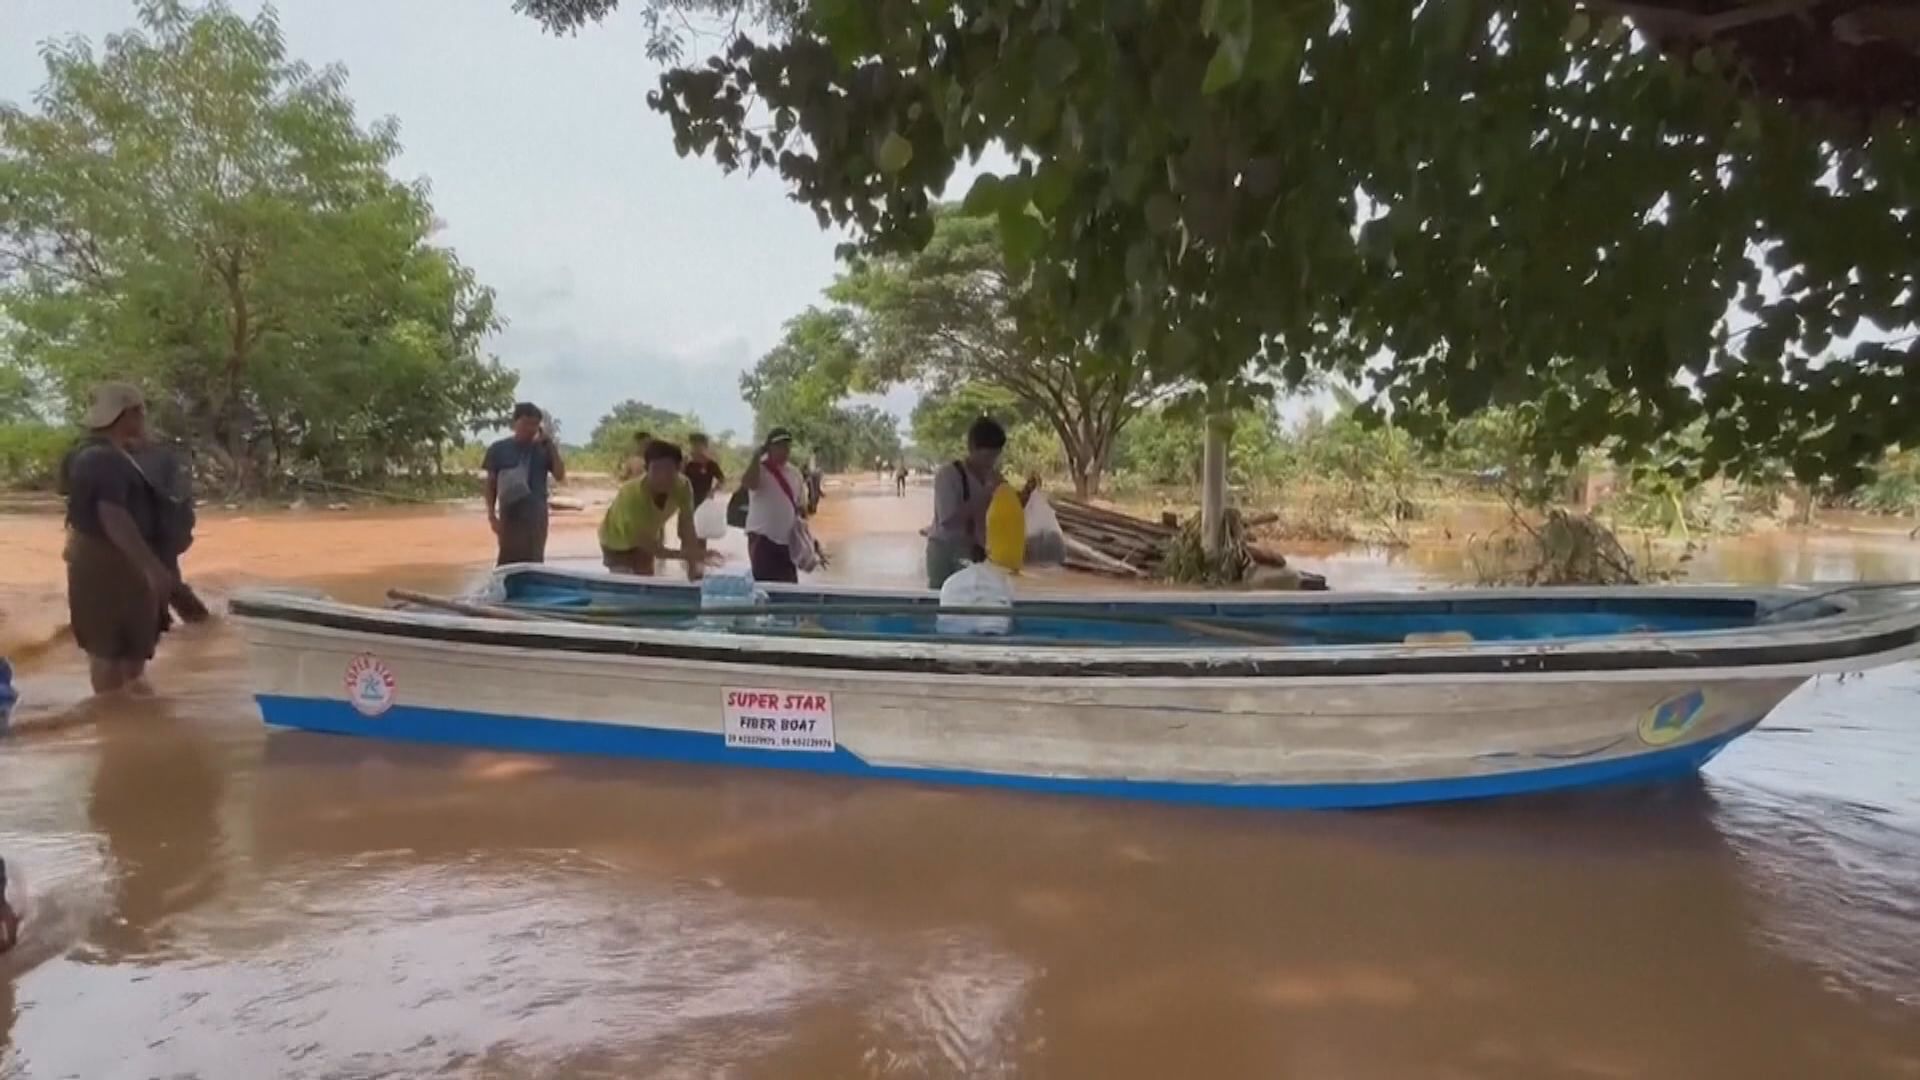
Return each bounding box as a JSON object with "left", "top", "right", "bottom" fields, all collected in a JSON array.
[
  {"left": 62, "top": 383, "right": 175, "bottom": 694},
  {"left": 682, "top": 432, "right": 725, "bottom": 505},
  {"left": 0, "top": 855, "right": 19, "bottom": 954},
  {"left": 623, "top": 430, "right": 653, "bottom": 482},
  {"left": 739, "top": 427, "right": 810, "bottom": 584},
  {"left": 60, "top": 428, "right": 210, "bottom": 628},
  {"left": 598, "top": 440, "right": 711, "bottom": 579},
  {"left": 484, "top": 402, "right": 566, "bottom": 566},
  {"left": 805, "top": 458, "right": 825, "bottom": 516},
  {"left": 925, "top": 417, "right": 1039, "bottom": 589}
]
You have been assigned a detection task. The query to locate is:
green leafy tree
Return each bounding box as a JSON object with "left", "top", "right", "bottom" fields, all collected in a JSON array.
[
  {"left": 524, "top": 0, "right": 1920, "bottom": 534},
  {"left": 1853, "top": 449, "right": 1920, "bottom": 515},
  {"left": 512, "top": 0, "right": 798, "bottom": 62},
  {"left": 1441, "top": 407, "right": 1576, "bottom": 510},
  {"left": 908, "top": 381, "right": 1028, "bottom": 460},
  {"left": 1, "top": 1, "right": 513, "bottom": 491},
  {"left": 0, "top": 363, "right": 38, "bottom": 425},
  {"left": 589, "top": 399, "right": 698, "bottom": 453},
  {"left": 833, "top": 209, "right": 1151, "bottom": 496},
  {"left": 1113, "top": 403, "right": 1288, "bottom": 492},
  {"left": 740, "top": 306, "right": 901, "bottom": 470}
]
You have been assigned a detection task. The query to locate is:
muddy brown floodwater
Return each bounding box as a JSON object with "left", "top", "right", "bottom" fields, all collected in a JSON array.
[{"left": 3, "top": 484, "right": 1920, "bottom": 1078}]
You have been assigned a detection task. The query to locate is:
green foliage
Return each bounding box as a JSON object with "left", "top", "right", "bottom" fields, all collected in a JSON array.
[
  {"left": 908, "top": 382, "right": 1028, "bottom": 458},
  {"left": 627, "top": 0, "right": 1920, "bottom": 491},
  {"left": 740, "top": 307, "right": 900, "bottom": 470},
  {"left": 516, "top": 0, "right": 799, "bottom": 63},
  {"left": 1111, "top": 403, "right": 1287, "bottom": 493},
  {"left": 1851, "top": 449, "right": 1920, "bottom": 514},
  {"left": 0, "top": 364, "right": 37, "bottom": 424},
  {"left": 1160, "top": 511, "right": 1259, "bottom": 586},
  {"left": 1467, "top": 511, "right": 1685, "bottom": 587},
  {"left": 1438, "top": 407, "right": 1573, "bottom": 510},
  {"left": 0, "top": 422, "right": 71, "bottom": 490},
  {"left": 830, "top": 208, "right": 1149, "bottom": 495},
  {"left": 578, "top": 399, "right": 748, "bottom": 477},
  {"left": 0, "top": 1, "right": 513, "bottom": 493},
  {"left": 1001, "top": 419, "right": 1065, "bottom": 480},
  {"left": 588, "top": 399, "right": 700, "bottom": 454}
]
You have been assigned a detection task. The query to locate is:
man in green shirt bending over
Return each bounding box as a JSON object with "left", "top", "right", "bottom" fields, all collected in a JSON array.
[{"left": 599, "top": 440, "right": 708, "bottom": 579}]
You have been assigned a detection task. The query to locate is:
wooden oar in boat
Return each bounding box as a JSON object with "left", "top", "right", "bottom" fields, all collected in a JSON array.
[{"left": 387, "top": 589, "right": 559, "bottom": 622}]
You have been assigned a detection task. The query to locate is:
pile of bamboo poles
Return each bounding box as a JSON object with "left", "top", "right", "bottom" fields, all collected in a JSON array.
[
  {"left": 1051, "top": 497, "right": 1297, "bottom": 580},
  {"left": 1051, "top": 497, "right": 1174, "bottom": 577}
]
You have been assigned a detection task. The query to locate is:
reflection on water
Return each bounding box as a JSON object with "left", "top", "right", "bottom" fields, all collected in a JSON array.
[
  {"left": 1, "top": 490, "right": 1919, "bottom": 1076},
  {"left": 81, "top": 708, "right": 225, "bottom": 962}
]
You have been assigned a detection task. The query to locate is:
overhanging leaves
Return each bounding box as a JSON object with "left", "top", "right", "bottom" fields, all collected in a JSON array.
[{"left": 620, "top": 0, "right": 1920, "bottom": 486}]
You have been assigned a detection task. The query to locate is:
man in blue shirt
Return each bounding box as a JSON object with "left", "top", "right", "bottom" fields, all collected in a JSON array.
[{"left": 483, "top": 402, "right": 566, "bottom": 565}]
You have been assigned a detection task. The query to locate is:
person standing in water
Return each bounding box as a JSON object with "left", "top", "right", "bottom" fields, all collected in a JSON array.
[
  {"left": 682, "top": 432, "right": 725, "bottom": 504},
  {"left": 895, "top": 463, "right": 909, "bottom": 497},
  {"left": 0, "top": 663, "right": 14, "bottom": 951},
  {"left": 0, "top": 854, "right": 19, "bottom": 954},
  {"left": 62, "top": 383, "right": 174, "bottom": 694},
  {"left": 599, "top": 441, "right": 708, "bottom": 578},
  {"left": 623, "top": 430, "right": 654, "bottom": 481},
  {"left": 804, "top": 458, "right": 824, "bottom": 515},
  {"left": 925, "top": 417, "right": 1038, "bottom": 589},
  {"left": 739, "top": 428, "right": 810, "bottom": 584},
  {"left": 61, "top": 430, "right": 209, "bottom": 626},
  {"left": 483, "top": 402, "right": 565, "bottom": 566}
]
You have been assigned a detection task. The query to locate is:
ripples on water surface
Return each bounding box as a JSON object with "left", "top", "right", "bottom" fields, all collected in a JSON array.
[{"left": 1, "top": 493, "right": 1918, "bottom": 1077}]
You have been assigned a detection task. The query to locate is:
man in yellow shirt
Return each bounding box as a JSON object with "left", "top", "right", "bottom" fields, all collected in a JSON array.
[{"left": 599, "top": 441, "right": 707, "bottom": 578}]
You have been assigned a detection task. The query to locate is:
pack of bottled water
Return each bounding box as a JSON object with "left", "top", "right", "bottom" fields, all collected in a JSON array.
[{"left": 698, "top": 573, "right": 771, "bottom": 631}]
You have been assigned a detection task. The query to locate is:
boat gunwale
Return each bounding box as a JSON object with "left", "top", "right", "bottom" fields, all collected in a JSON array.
[
  {"left": 488, "top": 565, "right": 1846, "bottom": 619},
  {"left": 229, "top": 579, "right": 1920, "bottom": 681}
]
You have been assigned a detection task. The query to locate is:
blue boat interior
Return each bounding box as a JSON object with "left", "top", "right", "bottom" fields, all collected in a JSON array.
[{"left": 496, "top": 571, "right": 1841, "bottom": 648}]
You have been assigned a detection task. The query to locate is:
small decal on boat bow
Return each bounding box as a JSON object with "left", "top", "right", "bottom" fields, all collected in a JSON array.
[
  {"left": 344, "top": 654, "right": 397, "bottom": 717},
  {"left": 723, "top": 688, "right": 835, "bottom": 752},
  {"left": 1638, "top": 689, "right": 1706, "bottom": 747}
]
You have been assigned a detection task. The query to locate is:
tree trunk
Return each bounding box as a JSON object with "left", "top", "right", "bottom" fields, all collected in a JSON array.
[
  {"left": 220, "top": 252, "right": 255, "bottom": 493},
  {"left": 1201, "top": 386, "right": 1231, "bottom": 556},
  {"left": 1058, "top": 426, "right": 1097, "bottom": 499}
]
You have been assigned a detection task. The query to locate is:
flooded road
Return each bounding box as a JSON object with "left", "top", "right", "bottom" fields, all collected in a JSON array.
[{"left": 3, "top": 488, "right": 1920, "bottom": 1077}]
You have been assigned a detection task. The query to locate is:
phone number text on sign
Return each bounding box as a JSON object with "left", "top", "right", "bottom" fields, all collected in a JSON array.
[{"left": 723, "top": 689, "right": 835, "bottom": 752}]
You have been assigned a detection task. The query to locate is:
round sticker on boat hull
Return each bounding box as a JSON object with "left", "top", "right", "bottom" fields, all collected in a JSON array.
[
  {"left": 344, "top": 654, "right": 396, "bottom": 716},
  {"left": 1638, "top": 689, "right": 1706, "bottom": 746}
]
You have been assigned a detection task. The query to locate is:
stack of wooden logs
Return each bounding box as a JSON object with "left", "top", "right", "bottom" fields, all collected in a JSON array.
[{"left": 1052, "top": 497, "right": 1295, "bottom": 580}]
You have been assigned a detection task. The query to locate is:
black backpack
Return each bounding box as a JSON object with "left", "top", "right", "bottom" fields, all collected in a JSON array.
[
  {"left": 951, "top": 461, "right": 988, "bottom": 561},
  {"left": 726, "top": 485, "right": 750, "bottom": 529}
]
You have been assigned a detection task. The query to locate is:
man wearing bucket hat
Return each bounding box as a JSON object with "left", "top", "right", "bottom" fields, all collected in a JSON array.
[
  {"left": 738, "top": 427, "right": 812, "bottom": 583},
  {"left": 63, "top": 382, "right": 174, "bottom": 693}
]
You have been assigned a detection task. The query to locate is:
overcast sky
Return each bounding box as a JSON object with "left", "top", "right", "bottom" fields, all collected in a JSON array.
[{"left": 2, "top": 0, "right": 920, "bottom": 438}]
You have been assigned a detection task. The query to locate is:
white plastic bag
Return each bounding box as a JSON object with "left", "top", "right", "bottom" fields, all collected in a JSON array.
[
  {"left": 1022, "top": 492, "right": 1067, "bottom": 565},
  {"left": 693, "top": 496, "right": 730, "bottom": 541},
  {"left": 937, "top": 563, "right": 1016, "bottom": 635}
]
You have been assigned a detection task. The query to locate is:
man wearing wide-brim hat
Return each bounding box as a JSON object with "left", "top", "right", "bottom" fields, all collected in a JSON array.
[{"left": 63, "top": 382, "right": 174, "bottom": 694}]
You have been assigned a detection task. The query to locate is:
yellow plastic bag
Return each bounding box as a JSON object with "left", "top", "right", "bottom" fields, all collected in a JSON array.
[{"left": 985, "top": 484, "right": 1026, "bottom": 572}]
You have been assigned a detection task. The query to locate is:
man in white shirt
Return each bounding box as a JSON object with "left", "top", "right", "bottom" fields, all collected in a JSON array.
[{"left": 739, "top": 427, "right": 810, "bottom": 583}]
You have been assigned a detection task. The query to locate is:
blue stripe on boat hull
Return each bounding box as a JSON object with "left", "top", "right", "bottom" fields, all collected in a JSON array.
[{"left": 254, "top": 695, "right": 1761, "bottom": 810}]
